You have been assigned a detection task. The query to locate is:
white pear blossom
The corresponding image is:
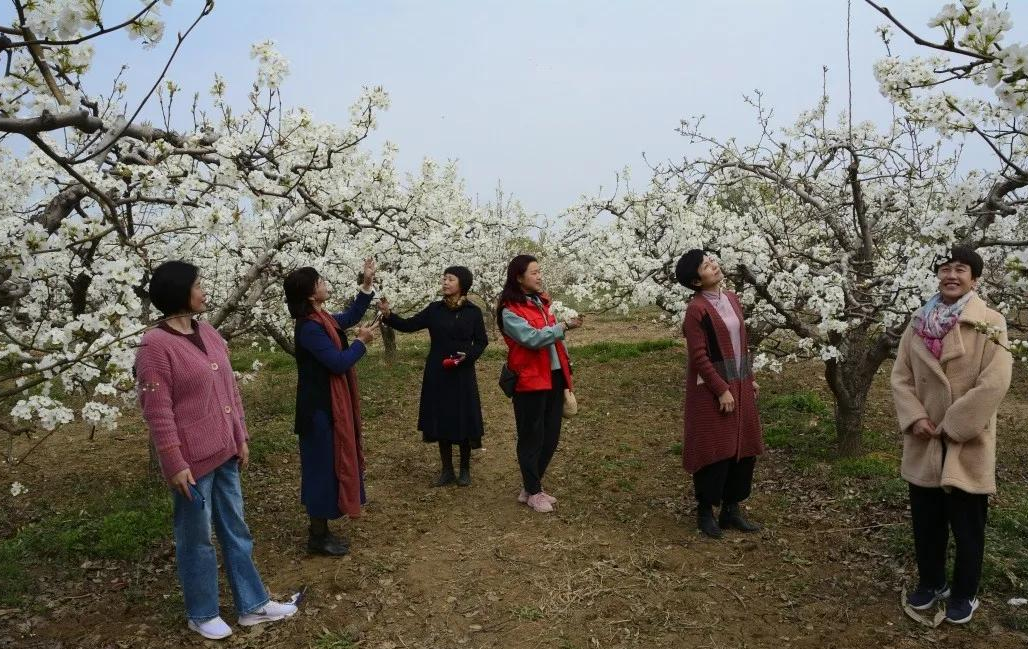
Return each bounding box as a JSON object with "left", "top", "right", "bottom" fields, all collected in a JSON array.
[
  {"left": 250, "top": 40, "right": 290, "bottom": 90},
  {"left": 559, "top": 85, "right": 1025, "bottom": 452},
  {"left": 0, "top": 1, "right": 541, "bottom": 441}
]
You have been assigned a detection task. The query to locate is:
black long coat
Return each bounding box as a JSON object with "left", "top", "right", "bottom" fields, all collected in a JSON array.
[{"left": 385, "top": 300, "right": 487, "bottom": 444}]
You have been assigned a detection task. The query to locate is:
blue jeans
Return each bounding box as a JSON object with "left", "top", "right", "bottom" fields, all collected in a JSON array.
[{"left": 172, "top": 458, "right": 269, "bottom": 621}]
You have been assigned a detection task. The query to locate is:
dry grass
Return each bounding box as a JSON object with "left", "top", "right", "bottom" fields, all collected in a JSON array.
[{"left": 1, "top": 315, "right": 1026, "bottom": 649}]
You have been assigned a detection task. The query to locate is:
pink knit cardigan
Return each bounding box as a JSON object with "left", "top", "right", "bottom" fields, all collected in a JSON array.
[{"left": 136, "top": 321, "right": 249, "bottom": 481}]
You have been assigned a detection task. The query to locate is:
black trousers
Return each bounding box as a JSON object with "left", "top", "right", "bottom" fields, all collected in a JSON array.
[
  {"left": 693, "top": 456, "right": 756, "bottom": 507},
  {"left": 908, "top": 483, "right": 988, "bottom": 600},
  {"left": 512, "top": 370, "right": 565, "bottom": 495}
]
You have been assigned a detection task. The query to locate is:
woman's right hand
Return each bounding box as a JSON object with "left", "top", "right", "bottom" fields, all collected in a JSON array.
[
  {"left": 170, "top": 468, "right": 196, "bottom": 500},
  {"left": 565, "top": 316, "right": 583, "bottom": 330},
  {"left": 356, "top": 322, "right": 378, "bottom": 344},
  {"left": 718, "top": 390, "right": 736, "bottom": 413},
  {"left": 378, "top": 297, "right": 391, "bottom": 318},
  {"left": 911, "top": 418, "right": 937, "bottom": 440}
]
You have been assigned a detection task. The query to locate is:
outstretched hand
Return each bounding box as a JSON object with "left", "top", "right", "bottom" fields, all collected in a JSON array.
[{"left": 356, "top": 321, "right": 379, "bottom": 344}]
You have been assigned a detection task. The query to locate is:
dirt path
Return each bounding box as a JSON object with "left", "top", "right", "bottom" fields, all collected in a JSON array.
[{"left": 2, "top": 323, "right": 1026, "bottom": 648}]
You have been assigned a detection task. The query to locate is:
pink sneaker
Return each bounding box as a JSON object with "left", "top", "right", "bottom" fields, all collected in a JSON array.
[
  {"left": 540, "top": 491, "right": 557, "bottom": 505},
  {"left": 526, "top": 493, "right": 554, "bottom": 513},
  {"left": 517, "top": 489, "right": 529, "bottom": 504}
]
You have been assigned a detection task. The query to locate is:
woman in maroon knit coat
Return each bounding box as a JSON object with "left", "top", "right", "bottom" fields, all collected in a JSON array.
[{"left": 676, "top": 250, "right": 764, "bottom": 539}]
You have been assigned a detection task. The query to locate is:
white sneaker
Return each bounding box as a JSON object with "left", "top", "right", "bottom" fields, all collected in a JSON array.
[
  {"left": 238, "top": 600, "right": 298, "bottom": 627},
  {"left": 187, "top": 616, "right": 232, "bottom": 640}
]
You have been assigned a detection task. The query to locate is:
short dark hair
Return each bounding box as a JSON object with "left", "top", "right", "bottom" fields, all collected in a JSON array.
[
  {"left": 444, "top": 265, "right": 473, "bottom": 295},
  {"left": 284, "top": 267, "right": 320, "bottom": 319},
  {"left": 675, "top": 249, "right": 707, "bottom": 292},
  {"left": 934, "top": 245, "right": 984, "bottom": 279},
  {"left": 148, "top": 261, "right": 199, "bottom": 315}
]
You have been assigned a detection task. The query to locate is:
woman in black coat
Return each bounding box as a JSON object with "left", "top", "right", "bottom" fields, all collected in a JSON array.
[{"left": 378, "top": 266, "right": 488, "bottom": 487}]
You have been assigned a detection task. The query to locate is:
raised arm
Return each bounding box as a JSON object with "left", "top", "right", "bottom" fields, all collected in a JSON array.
[
  {"left": 333, "top": 288, "right": 375, "bottom": 330},
  {"left": 298, "top": 320, "right": 367, "bottom": 375},
  {"left": 384, "top": 304, "right": 431, "bottom": 333}
]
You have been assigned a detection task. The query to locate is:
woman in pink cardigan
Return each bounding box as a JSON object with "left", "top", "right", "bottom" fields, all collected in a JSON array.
[{"left": 136, "top": 261, "right": 297, "bottom": 640}]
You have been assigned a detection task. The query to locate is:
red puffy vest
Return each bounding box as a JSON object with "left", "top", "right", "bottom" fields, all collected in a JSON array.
[{"left": 502, "top": 295, "right": 573, "bottom": 393}]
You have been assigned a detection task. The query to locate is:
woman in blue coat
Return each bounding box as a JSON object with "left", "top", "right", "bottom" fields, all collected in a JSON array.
[
  {"left": 378, "top": 266, "right": 488, "bottom": 487},
  {"left": 284, "top": 259, "right": 378, "bottom": 556}
]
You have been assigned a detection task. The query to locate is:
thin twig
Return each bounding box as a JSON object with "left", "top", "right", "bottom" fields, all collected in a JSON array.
[{"left": 815, "top": 521, "right": 905, "bottom": 534}]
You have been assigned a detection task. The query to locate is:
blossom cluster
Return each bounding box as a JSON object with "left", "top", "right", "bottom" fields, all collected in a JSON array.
[{"left": 0, "top": 6, "right": 537, "bottom": 439}]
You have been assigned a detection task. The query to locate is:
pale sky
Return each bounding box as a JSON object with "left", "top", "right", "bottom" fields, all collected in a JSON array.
[{"left": 86, "top": 0, "right": 1013, "bottom": 216}]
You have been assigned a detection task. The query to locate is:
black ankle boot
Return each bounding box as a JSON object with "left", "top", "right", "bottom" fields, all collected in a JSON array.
[
  {"left": 718, "top": 502, "right": 761, "bottom": 532},
  {"left": 434, "top": 469, "right": 457, "bottom": 487},
  {"left": 456, "top": 442, "right": 471, "bottom": 486},
  {"left": 308, "top": 531, "right": 350, "bottom": 556},
  {"left": 434, "top": 442, "right": 456, "bottom": 487},
  {"left": 307, "top": 518, "right": 350, "bottom": 556},
  {"left": 697, "top": 503, "right": 723, "bottom": 539}
]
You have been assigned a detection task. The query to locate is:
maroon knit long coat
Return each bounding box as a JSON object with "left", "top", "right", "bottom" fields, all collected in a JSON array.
[{"left": 681, "top": 291, "right": 764, "bottom": 474}]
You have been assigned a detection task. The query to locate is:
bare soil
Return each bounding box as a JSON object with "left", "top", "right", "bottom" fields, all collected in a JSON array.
[{"left": 1, "top": 317, "right": 1026, "bottom": 649}]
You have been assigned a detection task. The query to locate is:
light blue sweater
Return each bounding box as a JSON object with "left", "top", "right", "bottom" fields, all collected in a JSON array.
[{"left": 501, "top": 296, "right": 565, "bottom": 370}]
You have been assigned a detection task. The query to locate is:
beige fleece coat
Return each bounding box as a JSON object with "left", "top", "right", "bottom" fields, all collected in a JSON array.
[{"left": 891, "top": 293, "right": 1013, "bottom": 494}]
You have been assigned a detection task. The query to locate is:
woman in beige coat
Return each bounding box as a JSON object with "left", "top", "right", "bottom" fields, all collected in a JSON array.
[{"left": 891, "top": 246, "right": 1013, "bottom": 625}]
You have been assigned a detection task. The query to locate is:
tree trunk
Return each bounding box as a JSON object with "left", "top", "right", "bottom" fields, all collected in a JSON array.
[
  {"left": 262, "top": 322, "right": 296, "bottom": 356},
  {"left": 823, "top": 330, "right": 895, "bottom": 457},
  {"left": 834, "top": 395, "right": 867, "bottom": 457},
  {"left": 381, "top": 323, "right": 397, "bottom": 364}
]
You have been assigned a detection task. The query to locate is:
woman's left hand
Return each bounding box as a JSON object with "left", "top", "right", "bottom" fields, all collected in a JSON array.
[
  {"left": 238, "top": 442, "right": 250, "bottom": 469},
  {"left": 361, "top": 257, "right": 376, "bottom": 290},
  {"left": 443, "top": 352, "right": 467, "bottom": 369}
]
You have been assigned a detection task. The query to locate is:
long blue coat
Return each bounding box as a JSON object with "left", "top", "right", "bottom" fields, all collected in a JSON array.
[{"left": 293, "top": 291, "right": 373, "bottom": 519}]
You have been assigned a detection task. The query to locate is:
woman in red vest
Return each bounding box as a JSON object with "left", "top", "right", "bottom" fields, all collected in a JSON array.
[
  {"left": 496, "top": 255, "right": 582, "bottom": 513},
  {"left": 676, "top": 249, "right": 764, "bottom": 539}
]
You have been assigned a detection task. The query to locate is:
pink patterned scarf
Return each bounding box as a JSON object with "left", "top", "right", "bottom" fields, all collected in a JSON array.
[{"left": 912, "top": 292, "right": 973, "bottom": 359}]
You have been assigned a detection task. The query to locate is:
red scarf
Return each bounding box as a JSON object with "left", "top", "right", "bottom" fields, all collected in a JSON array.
[{"left": 308, "top": 309, "right": 366, "bottom": 519}]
